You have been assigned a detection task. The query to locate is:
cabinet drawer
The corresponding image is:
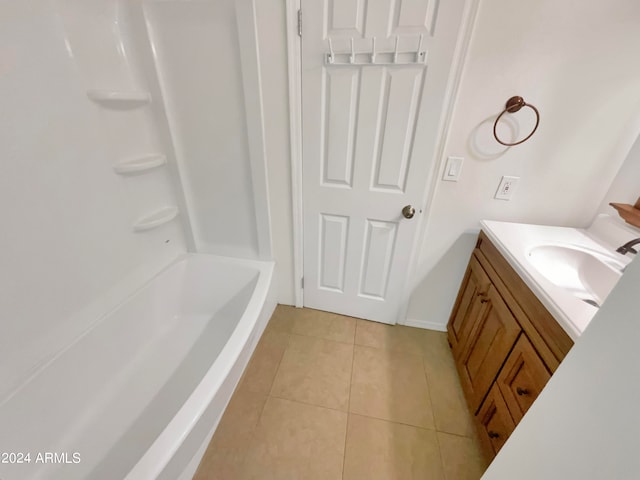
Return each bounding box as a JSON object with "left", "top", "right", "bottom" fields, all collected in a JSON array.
[
  {"left": 476, "top": 384, "right": 516, "bottom": 457},
  {"left": 497, "top": 334, "right": 552, "bottom": 423}
]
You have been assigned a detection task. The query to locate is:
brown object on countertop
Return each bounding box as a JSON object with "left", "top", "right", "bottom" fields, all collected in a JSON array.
[{"left": 609, "top": 196, "right": 640, "bottom": 228}]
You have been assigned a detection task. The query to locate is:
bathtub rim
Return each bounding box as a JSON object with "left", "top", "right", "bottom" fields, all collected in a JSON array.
[
  {"left": 0, "top": 251, "right": 187, "bottom": 409},
  {"left": 123, "top": 253, "right": 275, "bottom": 480},
  {"left": 0, "top": 252, "right": 261, "bottom": 409}
]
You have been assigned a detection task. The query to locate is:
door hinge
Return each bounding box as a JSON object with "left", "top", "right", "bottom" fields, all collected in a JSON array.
[
  {"left": 301, "top": 277, "right": 304, "bottom": 288},
  {"left": 297, "top": 9, "right": 302, "bottom": 37}
]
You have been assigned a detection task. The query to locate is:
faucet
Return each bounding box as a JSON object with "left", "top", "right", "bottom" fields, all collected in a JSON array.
[{"left": 616, "top": 238, "right": 640, "bottom": 255}]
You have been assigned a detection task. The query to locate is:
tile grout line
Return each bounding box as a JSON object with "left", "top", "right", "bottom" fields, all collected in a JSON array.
[
  {"left": 232, "top": 321, "right": 292, "bottom": 478},
  {"left": 355, "top": 344, "right": 427, "bottom": 361},
  {"left": 435, "top": 430, "right": 449, "bottom": 480},
  {"left": 265, "top": 330, "right": 292, "bottom": 400},
  {"left": 437, "top": 429, "right": 477, "bottom": 439},
  {"left": 232, "top": 393, "right": 269, "bottom": 478},
  {"left": 222, "top": 309, "right": 349, "bottom": 477},
  {"left": 289, "top": 315, "right": 357, "bottom": 344},
  {"left": 348, "top": 323, "right": 358, "bottom": 415},
  {"left": 287, "top": 331, "right": 355, "bottom": 346},
  {"left": 255, "top": 314, "right": 467, "bottom": 478},
  {"left": 348, "top": 411, "right": 439, "bottom": 432},
  {"left": 421, "top": 341, "right": 479, "bottom": 440},
  {"left": 342, "top": 412, "right": 351, "bottom": 480},
  {"left": 271, "top": 312, "right": 355, "bottom": 477},
  {"left": 342, "top": 324, "right": 358, "bottom": 479},
  {"left": 422, "top": 349, "right": 449, "bottom": 479},
  {"left": 268, "top": 393, "right": 349, "bottom": 414},
  {"left": 266, "top": 313, "right": 356, "bottom": 415},
  {"left": 421, "top": 351, "right": 439, "bottom": 429},
  {"left": 249, "top": 312, "right": 474, "bottom": 478}
]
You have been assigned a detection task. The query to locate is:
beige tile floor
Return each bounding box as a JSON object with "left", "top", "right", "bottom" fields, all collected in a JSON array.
[{"left": 194, "top": 306, "right": 487, "bottom": 480}]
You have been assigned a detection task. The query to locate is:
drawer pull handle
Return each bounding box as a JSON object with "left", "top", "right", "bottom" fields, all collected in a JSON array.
[
  {"left": 516, "top": 387, "right": 529, "bottom": 396},
  {"left": 488, "top": 431, "right": 500, "bottom": 439}
]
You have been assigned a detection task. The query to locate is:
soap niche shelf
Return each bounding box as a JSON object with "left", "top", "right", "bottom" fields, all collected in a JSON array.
[
  {"left": 133, "top": 206, "right": 179, "bottom": 233},
  {"left": 114, "top": 154, "right": 166, "bottom": 175},
  {"left": 87, "top": 89, "right": 151, "bottom": 108}
]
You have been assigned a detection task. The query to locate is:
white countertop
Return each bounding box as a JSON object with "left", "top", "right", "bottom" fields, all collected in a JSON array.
[{"left": 480, "top": 215, "right": 636, "bottom": 340}]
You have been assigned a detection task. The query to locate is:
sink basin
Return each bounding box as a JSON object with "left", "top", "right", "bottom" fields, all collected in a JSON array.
[
  {"left": 482, "top": 216, "right": 637, "bottom": 338},
  {"left": 527, "top": 245, "right": 623, "bottom": 307}
]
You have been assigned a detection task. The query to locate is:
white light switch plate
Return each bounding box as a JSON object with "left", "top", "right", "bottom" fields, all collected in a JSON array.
[
  {"left": 443, "top": 156, "right": 464, "bottom": 182},
  {"left": 495, "top": 176, "right": 520, "bottom": 200}
]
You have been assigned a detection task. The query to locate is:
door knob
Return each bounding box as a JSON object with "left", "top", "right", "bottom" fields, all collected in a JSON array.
[{"left": 402, "top": 205, "right": 415, "bottom": 219}]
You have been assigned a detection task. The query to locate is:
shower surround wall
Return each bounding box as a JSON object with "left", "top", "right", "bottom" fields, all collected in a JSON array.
[
  {"left": 0, "top": 0, "right": 271, "bottom": 412},
  {"left": 144, "top": 0, "right": 271, "bottom": 260},
  {"left": 0, "top": 1, "right": 187, "bottom": 402}
]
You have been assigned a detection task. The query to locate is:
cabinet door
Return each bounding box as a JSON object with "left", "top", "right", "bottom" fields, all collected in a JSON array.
[
  {"left": 448, "top": 254, "right": 491, "bottom": 356},
  {"left": 497, "top": 334, "right": 552, "bottom": 423},
  {"left": 476, "top": 384, "right": 516, "bottom": 457},
  {"left": 456, "top": 285, "right": 521, "bottom": 413}
]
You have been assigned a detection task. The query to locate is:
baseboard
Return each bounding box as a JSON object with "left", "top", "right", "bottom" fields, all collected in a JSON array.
[{"left": 402, "top": 318, "right": 448, "bottom": 332}]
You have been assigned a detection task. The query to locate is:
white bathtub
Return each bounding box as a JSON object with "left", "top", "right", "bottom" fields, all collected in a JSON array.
[{"left": 0, "top": 254, "right": 276, "bottom": 480}]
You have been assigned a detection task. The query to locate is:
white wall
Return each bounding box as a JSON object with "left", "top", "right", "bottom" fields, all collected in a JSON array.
[
  {"left": 598, "top": 130, "right": 640, "bottom": 217},
  {"left": 406, "top": 0, "right": 640, "bottom": 329},
  {"left": 481, "top": 253, "right": 640, "bottom": 479},
  {"left": 0, "top": 1, "right": 187, "bottom": 401},
  {"left": 255, "top": 0, "right": 296, "bottom": 304},
  {"left": 261, "top": 0, "right": 640, "bottom": 311}
]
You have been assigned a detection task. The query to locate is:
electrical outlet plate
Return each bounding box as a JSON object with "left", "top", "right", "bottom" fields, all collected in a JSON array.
[
  {"left": 443, "top": 156, "right": 464, "bottom": 182},
  {"left": 495, "top": 176, "right": 520, "bottom": 200}
]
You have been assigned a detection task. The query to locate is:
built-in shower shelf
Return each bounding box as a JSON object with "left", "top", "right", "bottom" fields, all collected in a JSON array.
[
  {"left": 87, "top": 89, "right": 151, "bottom": 106},
  {"left": 114, "top": 155, "right": 166, "bottom": 174},
  {"left": 133, "top": 206, "right": 178, "bottom": 232}
]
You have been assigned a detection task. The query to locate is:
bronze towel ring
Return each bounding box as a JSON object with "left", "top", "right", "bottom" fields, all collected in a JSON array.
[{"left": 493, "top": 96, "right": 540, "bottom": 146}]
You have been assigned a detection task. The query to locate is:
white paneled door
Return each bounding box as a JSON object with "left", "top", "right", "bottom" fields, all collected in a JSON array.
[{"left": 301, "top": 0, "right": 465, "bottom": 323}]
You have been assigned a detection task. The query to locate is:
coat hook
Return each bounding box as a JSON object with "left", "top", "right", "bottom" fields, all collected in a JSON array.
[
  {"left": 416, "top": 34, "right": 424, "bottom": 62},
  {"left": 371, "top": 37, "right": 377, "bottom": 63},
  {"left": 393, "top": 35, "right": 400, "bottom": 63},
  {"left": 327, "top": 38, "right": 335, "bottom": 64},
  {"left": 349, "top": 38, "right": 355, "bottom": 64}
]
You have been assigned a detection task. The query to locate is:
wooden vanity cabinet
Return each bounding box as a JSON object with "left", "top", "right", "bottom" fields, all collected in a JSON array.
[
  {"left": 476, "top": 383, "right": 517, "bottom": 456},
  {"left": 496, "top": 334, "right": 551, "bottom": 423},
  {"left": 448, "top": 255, "right": 491, "bottom": 354},
  {"left": 447, "top": 232, "right": 574, "bottom": 462},
  {"left": 453, "top": 284, "right": 521, "bottom": 413}
]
